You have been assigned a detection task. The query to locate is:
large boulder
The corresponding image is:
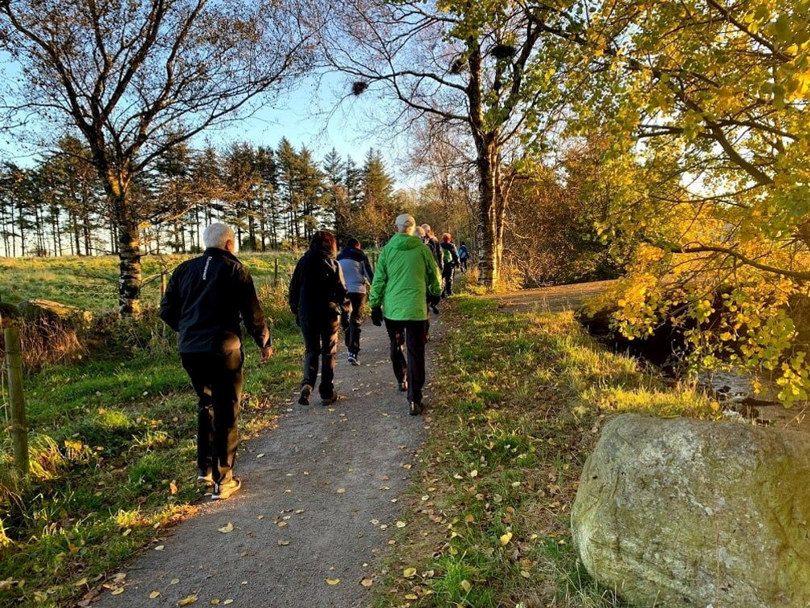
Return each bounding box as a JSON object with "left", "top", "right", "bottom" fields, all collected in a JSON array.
[{"left": 572, "top": 414, "right": 810, "bottom": 608}]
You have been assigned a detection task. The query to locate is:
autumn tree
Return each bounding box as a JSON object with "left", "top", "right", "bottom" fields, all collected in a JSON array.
[
  {"left": 523, "top": 0, "right": 810, "bottom": 399},
  {"left": 314, "top": 0, "right": 565, "bottom": 287},
  {"left": 0, "top": 0, "right": 312, "bottom": 315}
]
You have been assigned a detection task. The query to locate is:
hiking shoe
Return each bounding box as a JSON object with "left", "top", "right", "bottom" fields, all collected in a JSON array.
[
  {"left": 348, "top": 353, "right": 359, "bottom": 366},
  {"left": 298, "top": 385, "right": 313, "bottom": 405},
  {"left": 321, "top": 392, "right": 340, "bottom": 406},
  {"left": 212, "top": 477, "right": 241, "bottom": 500},
  {"left": 398, "top": 380, "right": 408, "bottom": 392},
  {"left": 197, "top": 471, "right": 214, "bottom": 485},
  {"left": 409, "top": 401, "right": 423, "bottom": 416}
]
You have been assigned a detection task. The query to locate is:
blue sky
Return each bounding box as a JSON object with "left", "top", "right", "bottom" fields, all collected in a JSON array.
[{"left": 0, "top": 63, "right": 421, "bottom": 189}]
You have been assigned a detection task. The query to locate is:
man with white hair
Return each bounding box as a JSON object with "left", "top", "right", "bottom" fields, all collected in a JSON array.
[
  {"left": 160, "top": 222, "right": 273, "bottom": 500},
  {"left": 369, "top": 214, "right": 441, "bottom": 415}
]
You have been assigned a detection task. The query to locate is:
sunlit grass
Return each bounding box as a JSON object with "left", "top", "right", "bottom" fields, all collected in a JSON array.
[{"left": 374, "top": 294, "right": 716, "bottom": 608}]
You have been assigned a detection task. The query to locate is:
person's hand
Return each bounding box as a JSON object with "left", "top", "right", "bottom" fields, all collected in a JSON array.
[
  {"left": 371, "top": 306, "right": 383, "bottom": 326},
  {"left": 261, "top": 346, "right": 274, "bottom": 362},
  {"left": 427, "top": 293, "right": 441, "bottom": 306}
]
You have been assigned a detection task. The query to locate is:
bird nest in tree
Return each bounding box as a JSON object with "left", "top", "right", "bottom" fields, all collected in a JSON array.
[
  {"left": 352, "top": 81, "right": 368, "bottom": 95},
  {"left": 491, "top": 44, "right": 516, "bottom": 59}
]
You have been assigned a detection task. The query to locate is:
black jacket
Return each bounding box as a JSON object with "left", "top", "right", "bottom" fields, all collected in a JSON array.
[
  {"left": 289, "top": 244, "right": 348, "bottom": 324},
  {"left": 160, "top": 248, "right": 271, "bottom": 354}
]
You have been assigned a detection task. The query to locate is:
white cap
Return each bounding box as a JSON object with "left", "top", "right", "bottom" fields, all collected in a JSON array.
[{"left": 395, "top": 213, "right": 416, "bottom": 232}]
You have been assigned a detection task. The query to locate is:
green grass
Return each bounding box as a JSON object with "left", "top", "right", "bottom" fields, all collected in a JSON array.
[
  {"left": 0, "top": 252, "right": 298, "bottom": 313},
  {"left": 0, "top": 253, "right": 303, "bottom": 607},
  {"left": 374, "top": 294, "right": 718, "bottom": 608}
]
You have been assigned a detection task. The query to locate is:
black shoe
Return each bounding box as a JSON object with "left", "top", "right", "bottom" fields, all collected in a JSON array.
[
  {"left": 212, "top": 477, "right": 241, "bottom": 500},
  {"left": 298, "top": 385, "right": 312, "bottom": 405},
  {"left": 321, "top": 392, "right": 339, "bottom": 406},
  {"left": 409, "top": 401, "right": 423, "bottom": 416},
  {"left": 398, "top": 380, "right": 408, "bottom": 392},
  {"left": 348, "top": 353, "right": 359, "bottom": 366}
]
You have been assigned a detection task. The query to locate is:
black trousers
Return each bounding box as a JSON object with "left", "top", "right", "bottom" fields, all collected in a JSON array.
[
  {"left": 384, "top": 318, "right": 428, "bottom": 404},
  {"left": 342, "top": 292, "right": 367, "bottom": 355},
  {"left": 442, "top": 265, "right": 455, "bottom": 296},
  {"left": 301, "top": 317, "right": 339, "bottom": 398},
  {"left": 181, "top": 349, "right": 243, "bottom": 484}
]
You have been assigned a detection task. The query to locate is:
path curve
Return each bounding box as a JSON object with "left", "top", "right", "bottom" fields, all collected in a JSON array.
[
  {"left": 479, "top": 279, "right": 616, "bottom": 313},
  {"left": 94, "top": 319, "right": 437, "bottom": 607}
]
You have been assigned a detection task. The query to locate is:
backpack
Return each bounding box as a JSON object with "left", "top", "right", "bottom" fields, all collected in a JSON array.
[{"left": 443, "top": 247, "right": 453, "bottom": 264}]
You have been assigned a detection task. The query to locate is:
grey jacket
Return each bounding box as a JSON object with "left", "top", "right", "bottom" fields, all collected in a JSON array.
[{"left": 337, "top": 247, "right": 374, "bottom": 294}]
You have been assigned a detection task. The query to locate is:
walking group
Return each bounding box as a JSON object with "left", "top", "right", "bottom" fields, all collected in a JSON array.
[{"left": 159, "top": 214, "right": 467, "bottom": 500}]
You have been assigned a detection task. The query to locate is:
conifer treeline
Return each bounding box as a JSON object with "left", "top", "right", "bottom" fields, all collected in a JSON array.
[{"left": 0, "top": 136, "right": 402, "bottom": 257}]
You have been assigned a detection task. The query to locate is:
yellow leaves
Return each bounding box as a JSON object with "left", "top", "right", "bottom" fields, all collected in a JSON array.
[
  {"left": 178, "top": 595, "right": 198, "bottom": 605},
  {"left": 500, "top": 532, "right": 513, "bottom": 546},
  {"left": 111, "top": 588, "right": 124, "bottom": 596},
  {"left": 277, "top": 539, "right": 290, "bottom": 546},
  {"left": 360, "top": 578, "right": 374, "bottom": 588},
  {"left": 149, "top": 591, "right": 161, "bottom": 599},
  {"left": 460, "top": 580, "right": 472, "bottom": 593},
  {"left": 403, "top": 567, "right": 417, "bottom": 578},
  {"left": 217, "top": 523, "right": 234, "bottom": 534},
  {"left": 325, "top": 578, "right": 340, "bottom": 586}
]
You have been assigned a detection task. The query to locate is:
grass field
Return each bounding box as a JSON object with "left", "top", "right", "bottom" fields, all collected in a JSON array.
[{"left": 0, "top": 252, "right": 298, "bottom": 313}]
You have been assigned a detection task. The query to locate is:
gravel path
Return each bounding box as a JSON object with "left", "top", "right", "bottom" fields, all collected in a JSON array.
[{"left": 93, "top": 319, "right": 436, "bottom": 608}]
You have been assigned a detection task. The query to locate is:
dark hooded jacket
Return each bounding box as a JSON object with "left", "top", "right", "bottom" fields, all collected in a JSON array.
[
  {"left": 289, "top": 241, "right": 348, "bottom": 324},
  {"left": 160, "top": 247, "right": 271, "bottom": 354}
]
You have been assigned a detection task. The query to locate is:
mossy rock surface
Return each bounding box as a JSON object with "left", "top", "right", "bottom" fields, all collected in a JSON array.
[{"left": 572, "top": 413, "right": 810, "bottom": 608}]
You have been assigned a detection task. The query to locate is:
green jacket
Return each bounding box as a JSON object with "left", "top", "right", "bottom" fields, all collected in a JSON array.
[{"left": 369, "top": 233, "right": 442, "bottom": 321}]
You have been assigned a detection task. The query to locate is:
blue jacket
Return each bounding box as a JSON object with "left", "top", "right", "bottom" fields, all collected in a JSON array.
[{"left": 337, "top": 247, "right": 374, "bottom": 294}]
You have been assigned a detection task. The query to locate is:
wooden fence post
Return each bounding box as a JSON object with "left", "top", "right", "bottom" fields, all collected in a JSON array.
[
  {"left": 273, "top": 258, "right": 279, "bottom": 288},
  {"left": 160, "top": 271, "right": 167, "bottom": 298},
  {"left": 4, "top": 322, "right": 28, "bottom": 479}
]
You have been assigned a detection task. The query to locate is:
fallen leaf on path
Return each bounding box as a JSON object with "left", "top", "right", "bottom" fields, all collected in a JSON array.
[
  {"left": 396, "top": 521, "right": 406, "bottom": 528},
  {"left": 336, "top": 488, "right": 346, "bottom": 494},
  {"left": 178, "top": 595, "right": 198, "bottom": 605},
  {"left": 403, "top": 568, "right": 417, "bottom": 578},
  {"left": 122, "top": 528, "right": 132, "bottom": 537},
  {"left": 278, "top": 540, "right": 290, "bottom": 546},
  {"left": 294, "top": 509, "right": 305, "bottom": 514},
  {"left": 405, "top": 594, "right": 418, "bottom": 600},
  {"left": 360, "top": 578, "right": 373, "bottom": 588},
  {"left": 326, "top": 578, "right": 340, "bottom": 586},
  {"left": 402, "top": 463, "right": 412, "bottom": 470},
  {"left": 170, "top": 579, "right": 180, "bottom": 585},
  {"left": 111, "top": 588, "right": 124, "bottom": 596},
  {"left": 218, "top": 523, "right": 234, "bottom": 534},
  {"left": 149, "top": 591, "right": 160, "bottom": 598},
  {"left": 276, "top": 521, "right": 287, "bottom": 528},
  {"left": 256, "top": 453, "right": 265, "bottom": 459},
  {"left": 461, "top": 580, "right": 472, "bottom": 592},
  {"left": 169, "top": 481, "right": 178, "bottom": 494},
  {"left": 256, "top": 515, "right": 264, "bottom": 520},
  {"left": 470, "top": 470, "right": 478, "bottom": 478},
  {"left": 223, "top": 601, "right": 233, "bottom": 605},
  {"left": 500, "top": 532, "right": 513, "bottom": 546},
  {"left": 154, "top": 545, "right": 165, "bottom": 551},
  {"left": 210, "top": 600, "right": 220, "bottom": 605},
  {"left": 74, "top": 578, "right": 88, "bottom": 587},
  {"left": 520, "top": 570, "right": 531, "bottom": 579}
]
